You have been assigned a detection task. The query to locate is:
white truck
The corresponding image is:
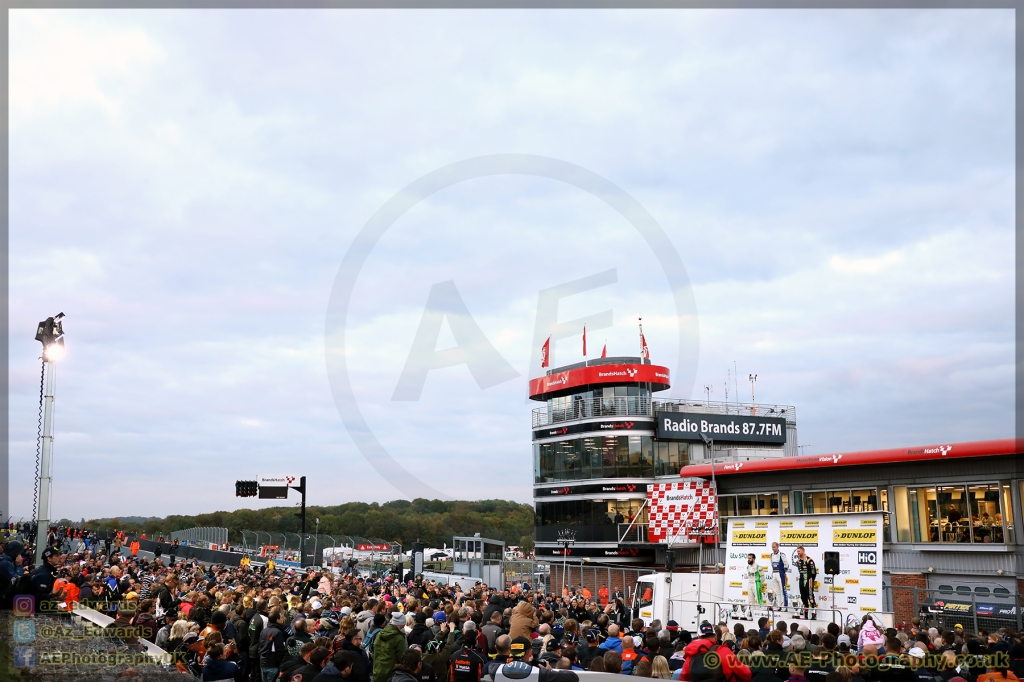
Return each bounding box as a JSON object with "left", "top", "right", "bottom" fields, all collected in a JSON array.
[{"left": 632, "top": 571, "right": 727, "bottom": 632}]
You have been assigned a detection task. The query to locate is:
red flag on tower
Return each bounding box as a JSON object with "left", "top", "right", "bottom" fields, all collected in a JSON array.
[
  {"left": 639, "top": 319, "right": 650, "bottom": 360},
  {"left": 601, "top": 343, "right": 607, "bottom": 358},
  {"left": 583, "top": 325, "right": 587, "bottom": 357},
  {"left": 541, "top": 336, "right": 551, "bottom": 368}
]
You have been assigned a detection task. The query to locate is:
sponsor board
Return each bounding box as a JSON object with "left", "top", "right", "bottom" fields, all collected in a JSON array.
[
  {"left": 833, "top": 529, "right": 877, "bottom": 546},
  {"left": 723, "top": 512, "right": 884, "bottom": 616},
  {"left": 779, "top": 530, "right": 819, "bottom": 547},
  {"left": 656, "top": 411, "right": 786, "bottom": 445},
  {"left": 731, "top": 530, "right": 768, "bottom": 546}
]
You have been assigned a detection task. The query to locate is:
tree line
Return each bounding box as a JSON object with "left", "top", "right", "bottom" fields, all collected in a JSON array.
[{"left": 67, "top": 499, "right": 536, "bottom": 551}]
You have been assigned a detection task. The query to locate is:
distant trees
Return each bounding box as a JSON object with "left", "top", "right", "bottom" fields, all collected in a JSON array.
[{"left": 83, "top": 498, "right": 534, "bottom": 548}]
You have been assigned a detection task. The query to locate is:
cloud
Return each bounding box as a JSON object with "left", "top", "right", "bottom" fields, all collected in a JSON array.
[{"left": 7, "top": 9, "right": 1013, "bottom": 518}]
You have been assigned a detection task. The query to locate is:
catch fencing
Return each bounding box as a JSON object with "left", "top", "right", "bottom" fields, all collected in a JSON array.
[{"left": 169, "top": 527, "right": 228, "bottom": 547}]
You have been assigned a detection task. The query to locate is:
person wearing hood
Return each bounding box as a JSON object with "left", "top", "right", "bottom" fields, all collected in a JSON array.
[
  {"left": 857, "top": 616, "right": 886, "bottom": 652},
  {"left": 356, "top": 601, "right": 378, "bottom": 637},
  {"left": 390, "top": 649, "right": 424, "bottom": 682},
  {"left": 373, "top": 611, "right": 410, "bottom": 682},
  {"left": 509, "top": 601, "right": 539, "bottom": 640},
  {"left": 482, "top": 594, "right": 503, "bottom": 623},
  {"left": 0, "top": 540, "right": 25, "bottom": 597}
]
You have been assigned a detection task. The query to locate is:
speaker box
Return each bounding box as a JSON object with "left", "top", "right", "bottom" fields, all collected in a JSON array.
[{"left": 823, "top": 551, "right": 840, "bottom": 575}]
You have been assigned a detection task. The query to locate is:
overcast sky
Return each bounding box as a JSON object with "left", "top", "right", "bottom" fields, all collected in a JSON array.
[{"left": 9, "top": 9, "right": 1014, "bottom": 520}]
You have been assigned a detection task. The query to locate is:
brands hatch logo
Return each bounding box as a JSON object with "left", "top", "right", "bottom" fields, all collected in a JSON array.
[
  {"left": 627, "top": 368, "right": 638, "bottom": 378},
  {"left": 818, "top": 454, "right": 843, "bottom": 464},
  {"left": 909, "top": 445, "right": 953, "bottom": 456},
  {"left": 722, "top": 462, "right": 744, "bottom": 471},
  {"left": 325, "top": 154, "right": 699, "bottom": 499}
]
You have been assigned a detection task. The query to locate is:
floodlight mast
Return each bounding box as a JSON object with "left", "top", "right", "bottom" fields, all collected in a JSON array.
[{"left": 33, "top": 313, "right": 65, "bottom": 567}]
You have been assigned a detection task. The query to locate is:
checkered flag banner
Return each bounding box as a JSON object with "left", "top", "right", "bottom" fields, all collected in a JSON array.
[{"left": 647, "top": 480, "right": 718, "bottom": 543}]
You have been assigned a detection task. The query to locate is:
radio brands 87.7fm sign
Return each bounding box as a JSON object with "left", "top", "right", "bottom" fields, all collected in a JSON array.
[
  {"left": 656, "top": 411, "right": 786, "bottom": 445},
  {"left": 723, "top": 512, "right": 884, "bottom": 616}
]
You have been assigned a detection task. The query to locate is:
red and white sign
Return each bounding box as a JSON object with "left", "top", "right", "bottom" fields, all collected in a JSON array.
[
  {"left": 678, "top": 438, "right": 1017, "bottom": 478},
  {"left": 356, "top": 543, "right": 391, "bottom": 552},
  {"left": 529, "top": 363, "right": 670, "bottom": 399},
  {"left": 647, "top": 481, "right": 717, "bottom": 543}
]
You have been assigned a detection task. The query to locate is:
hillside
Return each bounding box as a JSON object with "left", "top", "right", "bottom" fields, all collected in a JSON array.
[{"left": 68, "top": 499, "right": 536, "bottom": 550}]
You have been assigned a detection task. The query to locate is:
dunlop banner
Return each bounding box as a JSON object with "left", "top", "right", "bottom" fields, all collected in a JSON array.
[
  {"left": 832, "top": 529, "right": 878, "bottom": 546},
  {"left": 731, "top": 530, "right": 768, "bottom": 546},
  {"left": 779, "top": 529, "right": 819, "bottom": 547}
]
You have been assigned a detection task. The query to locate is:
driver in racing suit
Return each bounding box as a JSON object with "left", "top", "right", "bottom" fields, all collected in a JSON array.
[
  {"left": 742, "top": 553, "right": 764, "bottom": 620},
  {"left": 793, "top": 545, "right": 816, "bottom": 620},
  {"left": 768, "top": 542, "right": 790, "bottom": 611}
]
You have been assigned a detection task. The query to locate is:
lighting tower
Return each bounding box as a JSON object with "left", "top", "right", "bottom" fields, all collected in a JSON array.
[{"left": 33, "top": 313, "right": 65, "bottom": 566}]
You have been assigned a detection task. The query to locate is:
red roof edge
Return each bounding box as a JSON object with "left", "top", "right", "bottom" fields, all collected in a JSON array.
[{"left": 678, "top": 438, "right": 1019, "bottom": 478}]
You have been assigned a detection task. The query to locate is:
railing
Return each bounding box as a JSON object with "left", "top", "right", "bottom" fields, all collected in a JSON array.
[
  {"left": 532, "top": 397, "right": 796, "bottom": 428},
  {"left": 533, "top": 396, "right": 652, "bottom": 428},
  {"left": 653, "top": 399, "right": 796, "bottom": 423}
]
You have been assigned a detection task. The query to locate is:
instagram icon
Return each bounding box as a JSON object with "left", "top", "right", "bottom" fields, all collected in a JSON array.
[{"left": 13, "top": 595, "right": 34, "bottom": 616}]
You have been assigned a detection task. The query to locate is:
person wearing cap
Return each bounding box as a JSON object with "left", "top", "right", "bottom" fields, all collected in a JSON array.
[
  {"left": 679, "top": 621, "right": 752, "bottom": 682},
  {"left": 178, "top": 631, "right": 206, "bottom": 677},
  {"left": 373, "top": 611, "right": 410, "bottom": 682},
  {"left": 424, "top": 621, "right": 459, "bottom": 676},
  {"left": 490, "top": 637, "right": 580, "bottom": 682},
  {"left": 577, "top": 630, "right": 603, "bottom": 670},
  {"left": 25, "top": 546, "right": 66, "bottom": 614}
]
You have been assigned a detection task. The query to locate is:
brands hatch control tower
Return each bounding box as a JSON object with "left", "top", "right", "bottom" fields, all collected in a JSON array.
[
  {"left": 530, "top": 356, "right": 798, "bottom": 564},
  {"left": 530, "top": 356, "right": 672, "bottom": 563}
]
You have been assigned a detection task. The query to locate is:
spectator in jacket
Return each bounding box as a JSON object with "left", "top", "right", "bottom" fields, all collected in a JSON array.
[
  {"left": 680, "top": 622, "right": 752, "bottom": 682},
  {"left": 373, "top": 612, "right": 409, "bottom": 682},
  {"left": 203, "top": 643, "right": 240, "bottom": 682},
  {"left": 313, "top": 650, "right": 356, "bottom": 682},
  {"left": 600, "top": 624, "right": 623, "bottom": 654},
  {"left": 259, "top": 607, "right": 288, "bottom": 682},
  {"left": 339, "top": 629, "right": 371, "bottom": 682},
  {"left": 859, "top": 617, "right": 886, "bottom": 653},
  {"left": 510, "top": 602, "right": 539, "bottom": 641}
]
